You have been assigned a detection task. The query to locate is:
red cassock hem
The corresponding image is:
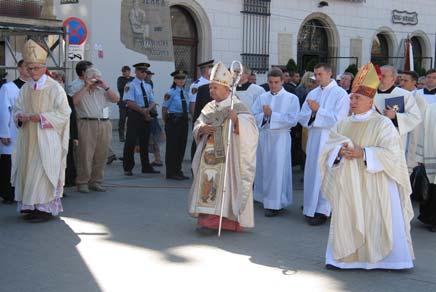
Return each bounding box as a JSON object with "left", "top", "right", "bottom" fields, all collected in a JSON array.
[{"left": 197, "top": 214, "right": 243, "bottom": 232}]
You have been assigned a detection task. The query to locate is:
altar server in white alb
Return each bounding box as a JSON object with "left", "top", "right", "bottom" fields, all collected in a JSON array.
[
  {"left": 417, "top": 69, "right": 436, "bottom": 104},
  {"left": 253, "top": 68, "right": 300, "bottom": 217},
  {"left": 399, "top": 71, "right": 428, "bottom": 171},
  {"left": 320, "top": 63, "right": 414, "bottom": 270},
  {"left": 12, "top": 39, "right": 71, "bottom": 222},
  {"left": 374, "top": 65, "right": 421, "bottom": 151},
  {"left": 235, "top": 65, "right": 265, "bottom": 111},
  {"left": 0, "top": 60, "right": 28, "bottom": 204},
  {"left": 298, "top": 63, "right": 349, "bottom": 225}
]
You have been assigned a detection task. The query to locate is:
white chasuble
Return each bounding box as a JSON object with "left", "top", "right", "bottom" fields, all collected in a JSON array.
[
  {"left": 298, "top": 80, "right": 349, "bottom": 217},
  {"left": 374, "top": 86, "right": 421, "bottom": 151},
  {"left": 252, "top": 88, "right": 300, "bottom": 209},
  {"left": 189, "top": 95, "right": 258, "bottom": 228},
  {"left": 235, "top": 82, "right": 265, "bottom": 112},
  {"left": 320, "top": 110, "right": 414, "bottom": 269},
  {"left": 12, "top": 76, "right": 70, "bottom": 211}
]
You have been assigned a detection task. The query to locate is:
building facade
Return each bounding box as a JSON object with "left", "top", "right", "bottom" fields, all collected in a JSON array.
[{"left": 1, "top": 0, "right": 435, "bottom": 110}]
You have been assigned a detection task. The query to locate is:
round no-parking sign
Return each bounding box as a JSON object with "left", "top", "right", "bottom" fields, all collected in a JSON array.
[{"left": 63, "top": 17, "right": 88, "bottom": 45}]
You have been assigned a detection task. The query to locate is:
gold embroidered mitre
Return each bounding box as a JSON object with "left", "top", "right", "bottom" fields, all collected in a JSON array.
[
  {"left": 351, "top": 63, "right": 380, "bottom": 98},
  {"left": 210, "top": 61, "right": 233, "bottom": 88},
  {"left": 23, "top": 39, "right": 48, "bottom": 64}
]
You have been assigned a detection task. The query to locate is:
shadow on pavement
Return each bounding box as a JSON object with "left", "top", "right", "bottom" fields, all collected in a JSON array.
[{"left": 0, "top": 208, "right": 102, "bottom": 292}]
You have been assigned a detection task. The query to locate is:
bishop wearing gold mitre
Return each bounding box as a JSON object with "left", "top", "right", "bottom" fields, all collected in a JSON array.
[
  {"left": 189, "top": 62, "right": 258, "bottom": 234},
  {"left": 319, "top": 63, "right": 415, "bottom": 269},
  {"left": 12, "top": 39, "right": 71, "bottom": 222}
]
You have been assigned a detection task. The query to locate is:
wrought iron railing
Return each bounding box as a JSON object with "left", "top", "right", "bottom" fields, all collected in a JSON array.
[{"left": 241, "top": 0, "right": 271, "bottom": 73}]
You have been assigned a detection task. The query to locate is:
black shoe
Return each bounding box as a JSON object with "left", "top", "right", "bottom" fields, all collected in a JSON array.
[
  {"left": 305, "top": 214, "right": 327, "bottom": 226},
  {"left": 22, "top": 212, "right": 37, "bottom": 221},
  {"left": 2, "top": 198, "right": 14, "bottom": 204},
  {"left": 325, "top": 264, "right": 341, "bottom": 270},
  {"left": 166, "top": 174, "right": 184, "bottom": 180},
  {"left": 178, "top": 172, "right": 190, "bottom": 180},
  {"left": 195, "top": 227, "right": 216, "bottom": 236},
  {"left": 142, "top": 168, "right": 160, "bottom": 174},
  {"left": 124, "top": 171, "right": 133, "bottom": 176},
  {"left": 151, "top": 161, "right": 163, "bottom": 167},
  {"left": 25, "top": 210, "right": 53, "bottom": 223},
  {"left": 107, "top": 154, "right": 117, "bottom": 165},
  {"left": 264, "top": 208, "right": 279, "bottom": 217}
]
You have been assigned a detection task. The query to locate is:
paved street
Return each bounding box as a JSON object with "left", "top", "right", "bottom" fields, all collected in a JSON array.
[{"left": 1, "top": 131, "right": 435, "bottom": 292}]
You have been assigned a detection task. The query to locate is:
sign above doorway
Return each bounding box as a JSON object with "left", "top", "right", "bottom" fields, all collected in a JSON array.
[
  {"left": 61, "top": 0, "right": 79, "bottom": 4},
  {"left": 392, "top": 10, "right": 418, "bottom": 25}
]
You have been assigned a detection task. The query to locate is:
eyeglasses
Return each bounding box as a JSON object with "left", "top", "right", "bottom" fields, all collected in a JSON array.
[{"left": 27, "top": 66, "right": 45, "bottom": 72}]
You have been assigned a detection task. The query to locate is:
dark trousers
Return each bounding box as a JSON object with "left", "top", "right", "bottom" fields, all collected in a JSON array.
[
  {"left": 0, "top": 154, "right": 14, "bottom": 202},
  {"left": 291, "top": 124, "right": 305, "bottom": 169},
  {"left": 123, "top": 111, "right": 152, "bottom": 172},
  {"left": 118, "top": 104, "right": 127, "bottom": 140},
  {"left": 65, "top": 140, "right": 77, "bottom": 187},
  {"left": 191, "top": 141, "right": 197, "bottom": 161},
  {"left": 418, "top": 183, "right": 436, "bottom": 226},
  {"left": 190, "top": 122, "right": 196, "bottom": 160},
  {"left": 165, "top": 115, "right": 188, "bottom": 176}
]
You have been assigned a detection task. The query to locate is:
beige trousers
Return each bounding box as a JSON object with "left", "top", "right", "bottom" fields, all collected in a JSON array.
[{"left": 76, "top": 119, "right": 112, "bottom": 185}]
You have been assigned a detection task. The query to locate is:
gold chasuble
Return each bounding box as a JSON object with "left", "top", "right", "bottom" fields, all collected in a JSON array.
[
  {"left": 189, "top": 96, "right": 258, "bottom": 228},
  {"left": 320, "top": 112, "right": 414, "bottom": 263},
  {"left": 12, "top": 76, "right": 70, "bottom": 207}
]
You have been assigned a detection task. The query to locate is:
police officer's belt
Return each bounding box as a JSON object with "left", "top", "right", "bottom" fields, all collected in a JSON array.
[{"left": 80, "top": 117, "right": 109, "bottom": 121}]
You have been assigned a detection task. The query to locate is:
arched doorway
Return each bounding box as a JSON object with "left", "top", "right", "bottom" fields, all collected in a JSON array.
[
  {"left": 297, "top": 19, "right": 328, "bottom": 72},
  {"left": 411, "top": 36, "right": 424, "bottom": 73},
  {"left": 170, "top": 5, "right": 198, "bottom": 84},
  {"left": 297, "top": 14, "right": 339, "bottom": 73},
  {"left": 371, "top": 33, "right": 390, "bottom": 66}
]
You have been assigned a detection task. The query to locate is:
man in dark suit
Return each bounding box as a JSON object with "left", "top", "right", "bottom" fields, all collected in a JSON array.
[
  {"left": 190, "top": 83, "right": 213, "bottom": 160},
  {"left": 117, "top": 65, "right": 134, "bottom": 142}
]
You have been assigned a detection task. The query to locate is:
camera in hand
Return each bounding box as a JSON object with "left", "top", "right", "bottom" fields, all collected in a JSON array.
[{"left": 91, "top": 78, "right": 102, "bottom": 84}]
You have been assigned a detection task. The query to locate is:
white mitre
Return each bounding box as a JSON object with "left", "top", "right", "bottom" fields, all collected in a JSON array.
[
  {"left": 23, "top": 39, "right": 48, "bottom": 64},
  {"left": 210, "top": 61, "right": 233, "bottom": 88}
]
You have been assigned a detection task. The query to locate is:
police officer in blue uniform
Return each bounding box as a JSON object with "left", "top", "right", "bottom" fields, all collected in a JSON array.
[
  {"left": 122, "top": 63, "right": 159, "bottom": 176},
  {"left": 162, "top": 70, "right": 190, "bottom": 180}
]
